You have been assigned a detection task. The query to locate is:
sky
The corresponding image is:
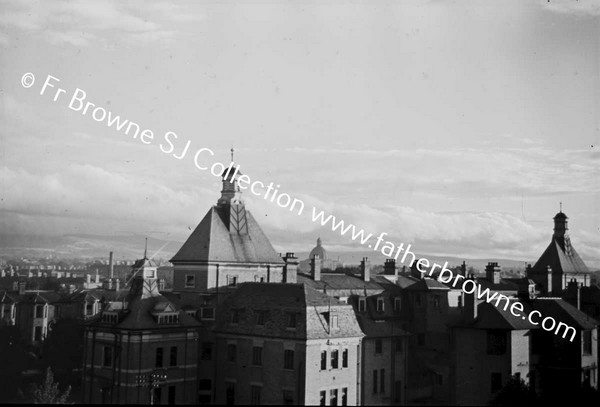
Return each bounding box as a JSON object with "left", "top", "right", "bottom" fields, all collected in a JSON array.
[{"left": 0, "top": 0, "right": 599, "bottom": 266}]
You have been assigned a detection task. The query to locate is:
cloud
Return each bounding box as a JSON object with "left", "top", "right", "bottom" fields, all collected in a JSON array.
[
  {"left": 536, "top": 0, "right": 600, "bottom": 17},
  {"left": 0, "top": 0, "right": 204, "bottom": 47}
]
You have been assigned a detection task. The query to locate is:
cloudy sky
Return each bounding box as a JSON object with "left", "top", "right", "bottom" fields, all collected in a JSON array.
[{"left": 1, "top": 0, "right": 599, "bottom": 266}]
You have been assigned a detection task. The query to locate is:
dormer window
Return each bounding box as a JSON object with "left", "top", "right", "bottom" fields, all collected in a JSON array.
[
  {"left": 358, "top": 298, "right": 366, "bottom": 312},
  {"left": 377, "top": 297, "right": 385, "bottom": 312},
  {"left": 394, "top": 297, "right": 401, "bottom": 312},
  {"left": 157, "top": 313, "right": 179, "bottom": 325},
  {"left": 102, "top": 312, "right": 119, "bottom": 324}
]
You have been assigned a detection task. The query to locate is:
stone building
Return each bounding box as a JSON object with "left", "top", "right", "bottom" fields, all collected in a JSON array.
[
  {"left": 214, "top": 283, "right": 364, "bottom": 405},
  {"left": 82, "top": 255, "right": 201, "bottom": 404}
]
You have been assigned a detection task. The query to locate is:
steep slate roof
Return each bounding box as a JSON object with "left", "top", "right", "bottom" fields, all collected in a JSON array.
[
  {"left": 215, "top": 282, "right": 364, "bottom": 340},
  {"left": 533, "top": 239, "right": 590, "bottom": 274},
  {"left": 533, "top": 298, "right": 598, "bottom": 330},
  {"left": 467, "top": 300, "right": 538, "bottom": 331},
  {"left": 476, "top": 277, "right": 520, "bottom": 293},
  {"left": 404, "top": 278, "right": 449, "bottom": 291},
  {"left": 170, "top": 206, "right": 284, "bottom": 265}
]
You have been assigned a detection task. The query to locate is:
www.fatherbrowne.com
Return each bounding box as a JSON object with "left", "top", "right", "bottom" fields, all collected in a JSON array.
[{"left": 23, "top": 72, "right": 577, "bottom": 342}]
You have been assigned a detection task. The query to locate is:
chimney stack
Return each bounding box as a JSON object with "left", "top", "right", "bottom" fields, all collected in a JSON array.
[
  {"left": 109, "top": 251, "right": 114, "bottom": 279},
  {"left": 115, "top": 279, "right": 121, "bottom": 291},
  {"left": 361, "top": 257, "right": 370, "bottom": 282},
  {"left": 18, "top": 281, "right": 26, "bottom": 295},
  {"left": 283, "top": 253, "right": 298, "bottom": 283},
  {"left": 311, "top": 254, "right": 321, "bottom": 281},
  {"left": 384, "top": 259, "right": 396, "bottom": 276},
  {"left": 485, "top": 262, "right": 501, "bottom": 285},
  {"left": 463, "top": 276, "right": 478, "bottom": 321},
  {"left": 460, "top": 261, "right": 467, "bottom": 276}
]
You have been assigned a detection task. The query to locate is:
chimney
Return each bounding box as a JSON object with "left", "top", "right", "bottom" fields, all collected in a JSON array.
[
  {"left": 402, "top": 265, "right": 407, "bottom": 275},
  {"left": 410, "top": 261, "right": 422, "bottom": 280},
  {"left": 460, "top": 261, "right": 467, "bottom": 276},
  {"left": 95, "top": 272, "right": 100, "bottom": 284},
  {"left": 311, "top": 255, "right": 321, "bottom": 281},
  {"left": 525, "top": 263, "right": 532, "bottom": 278},
  {"left": 546, "top": 265, "right": 552, "bottom": 296},
  {"left": 566, "top": 279, "right": 581, "bottom": 309},
  {"left": 18, "top": 281, "right": 26, "bottom": 295},
  {"left": 68, "top": 284, "right": 76, "bottom": 294},
  {"left": 12, "top": 281, "right": 18, "bottom": 292},
  {"left": 463, "top": 276, "right": 478, "bottom": 321},
  {"left": 360, "top": 257, "right": 370, "bottom": 282},
  {"left": 283, "top": 253, "right": 298, "bottom": 283},
  {"left": 86, "top": 274, "right": 91, "bottom": 284},
  {"left": 485, "top": 262, "right": 501, "bottom": 285},
  {"left": 115, "top": 279, "right": 120, "bottom": 291},
  {"left": 109, "top": 251, "right": 114, "bottom": 279},
  {"left": 384, "top": 259, "right": 396, "bottom": 276}
]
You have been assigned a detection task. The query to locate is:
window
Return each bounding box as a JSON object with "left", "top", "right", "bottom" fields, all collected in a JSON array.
[
  {"left": 491, "top": 373, "right": 502, "bottom": 393},
  {"left": 35, "top": 305, "right": 44, "bottom": 318},
  {"left": 103, "top": 312, "right": 118, "bottom": 324},
  {"left": 433, "top": 295, "right": 440, "bottom": 309},
  {"left": 185, "top": 275, "right": 195, "bottom": 288},
  {"left": 168, "top": 385, "right": 176, "bottom": 405},
  {"left": 201, "top": 307, "right": 214, "bottom": 320},
  {"left": 34, "top": 326, "right": 42, "bottom": 341},
  {"left": 86, "top": 302, "right": 95, "bottom": 316},
  {"left": 256, "top": 311, "right": 266, "bottom": 326},
  {"left": 319, "top": 390, "right": 326, "bottom": 406},
  {"left": 395, "top": 339, "right": 403, "bottom": 352},
  {"left": 227, "top": 275, "right": 238, "bottom": 287},
  {"left": 330, "top": 389, "right": 338, "bottom": 406},
  {"left": 284, "top": 349, "right": 294, "bottom": 370},
  {"left": 170, "top": 346, "right": 177, "bottom": 367},
  {"left": 375, "top": 339, "right": 382, "bottom": 354},
  {"left": 226, "top": 382, "right": 235, "bottom": 405},
  {"left": 341, "top": 388, "right": 347, "bottom": 406},
  {"left": 250, "top": 385, "right": 261, "bottom": 405},
  {"left": 583, "top": 330, "right": 592, "bottom": 355},
  {"left": 377, "top": 297, "right": 384, "bottom": 312},
  {"left": 102, "top": 346, "right": 112, "bottom": 367},
  {"left": 380, "top": 369, "right": 385, "bottom": 393},
  {"left": 156, "top": 347, "right": 163, "bottom": 368},
  {"left": 201, "top": 342, "right": 213, "bottom": 360},
  {"left": 283, "top": 390, "right": 294, "bottom": 405},
  {"left": 394, "top": 297, "right": 401, "bottom": 312},
  {"left": 487, "top": 331, "right": 507, "bottom": 355},
  {"left": 373, "top": 370, "right": 378, "bottom": 394},
  {"left": 333, "top": 314, "right": 341, "bottom": 330},
  {"left": 227, "top": 344, "right": 237, "bottom": 362},
  {"left": 342, "top": 349, "right": 348, "bottom": 368},
  {"left": 252, "top": 346, "right": 262, "bottom": 366},
  {"left": 287, "top": 312, "right": 297, "bottom": 329},
  {"left": 331, "top": 349, "right": 339, "bottom": 369},
  {"left": 158, "top": 314, "right": 179, "bottom": 324},
  {"left": 358, "top": 298, "right": 366, "bottom": 312},
  {"left": 320, "top": 351, "right": 327, "bottom": 370},
  {"left": 230, "top": 309, "right": 240, "bottom": 324}
]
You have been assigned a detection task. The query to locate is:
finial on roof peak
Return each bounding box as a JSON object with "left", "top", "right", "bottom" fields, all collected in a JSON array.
[
  {"left": 144, "top": 237, "right": 148, "bottom": 259},
  {"left": 317, "top": 237, "right": 322, "bottom": 246},
  {"left": 230, "top": 147, "right": 234, "bottom": 163}
]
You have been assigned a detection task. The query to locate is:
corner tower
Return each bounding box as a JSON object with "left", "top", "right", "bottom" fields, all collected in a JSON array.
[
  {"left": 528, "top": 208, "right": 591, "bottom": 296},
  {"left": 170, "top": 156, "right": 285, "bottom": 295}
]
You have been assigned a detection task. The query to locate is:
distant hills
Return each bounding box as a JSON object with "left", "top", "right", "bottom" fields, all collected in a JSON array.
[{"left": 0, "top": 233, "right": 542, "bottom": 273}]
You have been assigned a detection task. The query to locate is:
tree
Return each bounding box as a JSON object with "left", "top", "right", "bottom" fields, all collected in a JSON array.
[
  {"left": 490, "top": 376, "right": 538, "bottom": 406},
  {"left": 30, "top": 367, "right": 71, "bottom": 404},
  {"left": 42, "top": 318, "right": 84, "bottom": 388},
  {"left": 0, "top": 326, "right": 30, "bottom": 402}
]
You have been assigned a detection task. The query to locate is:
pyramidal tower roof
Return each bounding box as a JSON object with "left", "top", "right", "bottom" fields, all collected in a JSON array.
[
  {"left": 532, "top": 210, "right": 590, "bottom": 274},
  {"left": 171, "top": 159, "right": 284, "bottom": 265}
]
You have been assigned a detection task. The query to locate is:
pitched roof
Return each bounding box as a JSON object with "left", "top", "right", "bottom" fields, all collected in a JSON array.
[
  {"left": 468, "top": 299, "right": 538, "bottom": 330},
  {"left": 533, "top": 238, "right": 590, "bottom": 274},
  {"left": 404, "top": 278, "right": 449, "bottom": 291},
  {"left": 475, "top": 277, "right": 520, "bottom": 292},
  {"left": 532, "top": 298, "right": 598, "bottom": 330},
  {"left": 216, "top": 282, "right": 364, "bottom": 340},
  {"left": 170, "top": 206, "right": 284, "bottom": 265}
]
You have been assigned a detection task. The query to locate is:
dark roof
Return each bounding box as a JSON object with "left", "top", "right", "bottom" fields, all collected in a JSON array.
[
  {"left": 170, "top": 206, "right": 284, "bottom": 265},
  {"left": 466, "top": 300, "right": 538, "bottom": 330},
  {"left": 554, "top": 211, "right": 568, "bottom": 220},
  {"left": 404, "top": 278, "right": 449, "bottom": 291},
  {"left": 476, "top": 277, "right": 520, "bottom": 292},
  {"left": 532, "top": 298, "right": 598, "bottom": 330},
  {"left": 532, "top": 238, "right": 590, "bottom": 274},
  {"left": 216, "top": 282, "right": 364, "bottom": 340}
]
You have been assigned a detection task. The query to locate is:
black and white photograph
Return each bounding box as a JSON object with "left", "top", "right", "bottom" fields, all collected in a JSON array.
[{"left": 0, "top": 0, "right": 599, "bottom": 405}]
